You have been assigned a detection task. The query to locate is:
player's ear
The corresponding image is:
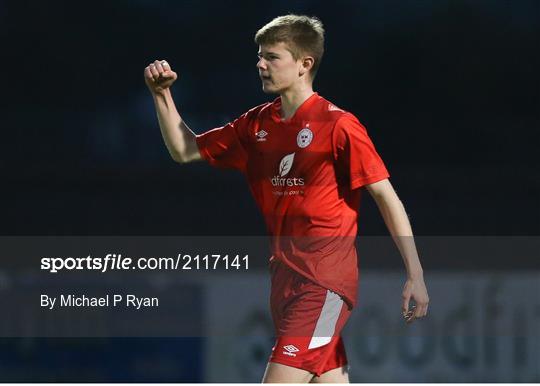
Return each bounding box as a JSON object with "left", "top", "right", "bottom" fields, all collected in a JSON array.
[{"left": 299, "top": 56, "right": 314, "bottom": 77}]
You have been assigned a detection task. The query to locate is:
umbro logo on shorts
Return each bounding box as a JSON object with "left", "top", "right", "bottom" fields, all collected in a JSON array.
[{"left": 282, "top": 344, "right": 300, "bottom": 357}]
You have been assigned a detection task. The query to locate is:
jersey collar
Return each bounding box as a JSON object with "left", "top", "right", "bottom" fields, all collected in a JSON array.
[{"left": 270, "top": 92, "right": 320, "bottom": 124}]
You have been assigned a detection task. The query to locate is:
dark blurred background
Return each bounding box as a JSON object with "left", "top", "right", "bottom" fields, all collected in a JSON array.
[
  {"left": 1, "top": 0, "right": 538, "bottom": 236},
  {"left": 0, "top": 0, "right": 538, "bottom": 382}
]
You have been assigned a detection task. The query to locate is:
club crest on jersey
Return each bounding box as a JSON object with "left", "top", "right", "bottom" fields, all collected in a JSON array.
[
  {"left": 297, "top": 127, "right": 313, "bottom": 148},
  {"left": 256, "top": 129, "right": 268, "bottom": 142}
]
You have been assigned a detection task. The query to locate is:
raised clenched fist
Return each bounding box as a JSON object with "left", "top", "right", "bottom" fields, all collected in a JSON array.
[{"left": 144, "top": 59, "right": 178, "bottom": 93}]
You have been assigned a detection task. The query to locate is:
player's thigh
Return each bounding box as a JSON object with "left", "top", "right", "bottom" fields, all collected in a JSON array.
[
  {"left": 310, "top": 365, "right": 349, "bottom": 383},
  {"left": 262, "top": 362, "right": 314, "bottom": 383}
]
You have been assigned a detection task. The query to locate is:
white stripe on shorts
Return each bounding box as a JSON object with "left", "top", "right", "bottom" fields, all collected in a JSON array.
[{"left": 308, "top": 290, "right": 343, "bottom": 349}]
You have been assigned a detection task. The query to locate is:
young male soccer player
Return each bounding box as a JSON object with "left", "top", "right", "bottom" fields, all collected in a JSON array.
[{"left": 144, "top": 14, "right": 429, "bottom": 383}]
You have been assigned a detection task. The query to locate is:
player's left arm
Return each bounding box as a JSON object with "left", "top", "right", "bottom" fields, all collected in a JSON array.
[{"left": 365, "top": 178, "right": 429, "bottom": 323}]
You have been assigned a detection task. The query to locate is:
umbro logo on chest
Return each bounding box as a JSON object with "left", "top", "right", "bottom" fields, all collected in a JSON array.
[
  {"left": 255, "top": 125, "right": 314, "bottom": 148},
  {"left": 255, "top": 129, "right": 268, "bottom": 142}
]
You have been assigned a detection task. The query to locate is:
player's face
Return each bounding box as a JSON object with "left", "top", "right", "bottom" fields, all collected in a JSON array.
[{"left": 257, "top": 43, "right": 303, "bottom": 94}]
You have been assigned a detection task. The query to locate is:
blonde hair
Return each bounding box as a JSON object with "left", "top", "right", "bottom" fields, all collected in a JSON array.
[{"left": 254, "top": 14, "right": 325, "bottom": 79}]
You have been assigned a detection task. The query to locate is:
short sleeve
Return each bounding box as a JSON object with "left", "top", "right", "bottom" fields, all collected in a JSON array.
[
  {"left": 195, "top": 111, "right": 252, "bottom": 173},
  {"left": 332, "top": 113, "right": 390, "bottom": 189}
]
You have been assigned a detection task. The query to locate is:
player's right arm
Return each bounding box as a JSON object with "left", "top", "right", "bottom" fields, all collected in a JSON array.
[{"left": 144, "top": 60, "right": 201, "bottom": 163}]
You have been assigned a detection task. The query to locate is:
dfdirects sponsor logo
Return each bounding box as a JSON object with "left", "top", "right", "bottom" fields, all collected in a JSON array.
[
  {"left": 270, "top": 153, "right": 305, "bottom": 187},
  {"left": 282, "top": 344, "right": 300, "bottom": 357}
]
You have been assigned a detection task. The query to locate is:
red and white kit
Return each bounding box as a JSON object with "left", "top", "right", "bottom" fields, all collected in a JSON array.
[{"left": 196, "top": 93, "right": 389, "bottom": 375}]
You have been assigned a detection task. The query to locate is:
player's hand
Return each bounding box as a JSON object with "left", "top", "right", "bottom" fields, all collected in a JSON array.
[
  {"left": 401, "top": 276, "right": 429, "bottom": 324},
  {"left": 144, "top": 59, "right": 178, "bottom": 93}
]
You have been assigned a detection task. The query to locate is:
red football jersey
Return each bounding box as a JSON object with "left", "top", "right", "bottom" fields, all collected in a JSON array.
[{"left": 196, "top": 93, "right": 389, "bottom": 307}]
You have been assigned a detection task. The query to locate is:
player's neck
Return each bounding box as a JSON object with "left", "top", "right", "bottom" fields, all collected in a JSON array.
[{"left": 279, "top": 85, "right": 314, "bottom": 121}]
